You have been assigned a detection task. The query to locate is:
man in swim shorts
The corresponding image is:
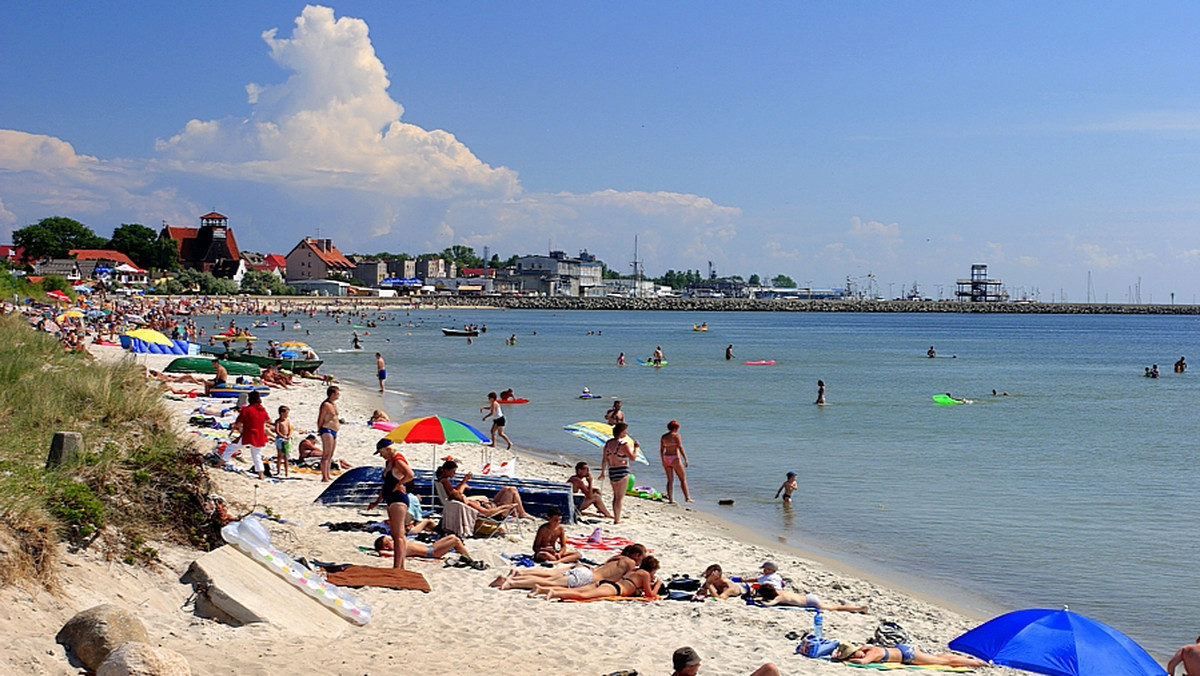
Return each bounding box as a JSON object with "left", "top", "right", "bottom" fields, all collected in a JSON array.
[
  {"left": 376, "top": 352, "right": 386, "bottom": 393},
  {"left": 532, "top": 507, "right": 580, "bottom": 564},
  {"left": 205, "top": 359, "right": 228, "bottom": 396},
  {"left": 834, "top": 644, "right": 984, "bottom": 667},
  {"left": 317, "top": 385, "right": 341, "bottom": 482}
]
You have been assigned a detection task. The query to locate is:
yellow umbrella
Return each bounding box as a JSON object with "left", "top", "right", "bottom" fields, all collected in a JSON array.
[
  {"left": 56, "top": 309, "right": 85, "bottom": 321},
  {"left": 123, "top": 328, "right": 174, "bottom": 346},
  {"left": 281, "top": 341, "right": 310, "bottom": 347}
]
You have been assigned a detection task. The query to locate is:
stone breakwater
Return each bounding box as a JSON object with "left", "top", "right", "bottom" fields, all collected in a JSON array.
[{"left": 434, "top": 296, "right": 1200, "bottom": 314}]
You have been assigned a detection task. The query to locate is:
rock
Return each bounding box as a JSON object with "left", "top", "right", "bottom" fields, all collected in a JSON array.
[
  {"left": 55, "top": 604, "right": 150, "bottom": 670},
  {"left": 97, "top": 642, "right": 190, "bottom": 676}
]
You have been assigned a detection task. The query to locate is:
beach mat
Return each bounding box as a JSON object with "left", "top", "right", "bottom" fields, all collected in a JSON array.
[
  {"left": 324, "top": 565, "right": 432, "bottom": 592},
  {"left": 562, "top": 594, "right": 659, "bottom": 603}
]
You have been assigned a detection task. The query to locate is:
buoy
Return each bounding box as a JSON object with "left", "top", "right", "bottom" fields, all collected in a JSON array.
[{"left": 717, "top": 499, "right": 734, "bottom": 506}]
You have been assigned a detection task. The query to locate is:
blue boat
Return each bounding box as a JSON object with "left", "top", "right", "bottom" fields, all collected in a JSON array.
[{"left": 315, "top": 467, "right": 576, "bottom": 523}]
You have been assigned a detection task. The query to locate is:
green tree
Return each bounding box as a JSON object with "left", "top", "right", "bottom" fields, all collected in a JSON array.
[
  {"left": 240, "top": 270, "right": 293, "bottom": 295},
  {"left": 40, "top": 274, "right": 72, "bottom": 295},
  {"left": 108, "top": 223, "right": 178, "bottom": 271},
  {"left": 439, "top": 245, "right": 483, "bottom": 271},
  {"left": 13, "top": 217, "right": 107, "bottom": 260},
  {"left": 172, "top": 269, "right": 237, "bottom": 295},
  {"left": 748, "top": 274, "right": 761, "bottom": 285},
  {"left": 771, "top": 274, "right": 796, "bottom": 288}
]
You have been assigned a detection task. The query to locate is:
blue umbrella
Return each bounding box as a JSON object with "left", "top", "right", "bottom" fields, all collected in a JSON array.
[{"left": 948, "top": 608, "right": 1165, "bottom": 676}]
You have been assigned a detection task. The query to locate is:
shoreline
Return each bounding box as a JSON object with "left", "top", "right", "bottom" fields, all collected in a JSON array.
[{"left": 3, "top": 342, "right": 1031, "bottom": 675}]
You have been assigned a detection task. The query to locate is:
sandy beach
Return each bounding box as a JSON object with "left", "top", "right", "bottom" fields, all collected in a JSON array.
[{"left": 1, "top": 343, "right": 1024, "bottom": 676}]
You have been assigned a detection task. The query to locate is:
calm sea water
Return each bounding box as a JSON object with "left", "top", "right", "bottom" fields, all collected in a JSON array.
[{"left": 233, "top": 308, "right": 1198, "bottom": 658}]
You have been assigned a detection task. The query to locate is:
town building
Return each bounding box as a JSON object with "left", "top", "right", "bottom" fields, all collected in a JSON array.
[
  {"left": 284, "top": 238, "right": 355, "bottom": 282},
  {"left": 348, "top": 256, "right": 387, "bottom": 286},
  {"left": 160, "top": 212, "right": 241, "bottom": 274},
  {"left": 511, "top": 250, "right": 603, "bottom": 297}
]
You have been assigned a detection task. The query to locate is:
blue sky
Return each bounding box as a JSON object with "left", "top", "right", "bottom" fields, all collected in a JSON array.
[{"left": 1, "top": 2, "right": 1198, "bottom": 302}]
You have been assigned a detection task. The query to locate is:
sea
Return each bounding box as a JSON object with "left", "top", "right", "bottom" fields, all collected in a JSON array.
[{"left": 229, "top": 307, "right": 1198, "bottom": 658}]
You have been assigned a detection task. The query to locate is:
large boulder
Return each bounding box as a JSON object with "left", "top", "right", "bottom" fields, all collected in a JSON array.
[
  {"left": 97, "top": 642, "right": 191, "bottom": 676},
  {"left": 55, "top": 604, "right": 150, "bottom": 670}
]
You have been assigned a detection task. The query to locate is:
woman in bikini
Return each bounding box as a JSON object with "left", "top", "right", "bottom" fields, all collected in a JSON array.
[
  {"left": 493, "top": 544, "right": 646, "bottom": 591},
  {"left": 600, "top": 422, "right": 640, "bottom": 524},
  {"left": 436, "top": 461, "right": 530, "bottom": 518},
  {"left": 835, "top": 644, "right": 984, "bottom": 668},
  {"left": 659, "top": 420, "right": 693, "bottom": 504},
  {"left": 542, "top": 556, "right": 662, "bottom": 601},
  {"left": 368, "top": 439, "right": 414, "bottom": 569}
]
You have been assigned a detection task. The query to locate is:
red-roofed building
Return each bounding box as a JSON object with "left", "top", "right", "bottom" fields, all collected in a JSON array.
[
  {"left": 69, "top": 249, "right": 140, "bottom": 270},
  {"left": 285, "top": 238, "right": 355, "bottom": 282},
  {"left": 160, "top": 212, "right": 241, "bottom": 275}
]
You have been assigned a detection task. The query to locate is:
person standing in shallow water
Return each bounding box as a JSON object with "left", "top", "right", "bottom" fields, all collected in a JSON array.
[
  {"left": 725, "top": 345, "right": 734, "bottom": 361},
  {"left": 815, "top": 379, "right": 826, "bottom": 405},
  {"left": 375, "top": 352, "right": 386, "bottom": 393}
]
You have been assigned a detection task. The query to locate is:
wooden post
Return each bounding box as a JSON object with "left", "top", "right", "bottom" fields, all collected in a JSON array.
[{"left": 46, "top": 431, "right": 82, "bottom": 469}]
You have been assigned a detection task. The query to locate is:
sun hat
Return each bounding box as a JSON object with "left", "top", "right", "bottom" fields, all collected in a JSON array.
[{"left": 762, "top": 560, "right": 778, "bottom": 572}]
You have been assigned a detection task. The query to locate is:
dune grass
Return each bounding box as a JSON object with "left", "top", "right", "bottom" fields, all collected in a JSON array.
[{"left": 0, "top": 312, "right": 223, "bottom": 589}]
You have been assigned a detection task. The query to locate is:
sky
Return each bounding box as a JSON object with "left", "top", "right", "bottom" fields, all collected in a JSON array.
[{"left": 1, "top": 2, "right": 1198, "bottom": 303}]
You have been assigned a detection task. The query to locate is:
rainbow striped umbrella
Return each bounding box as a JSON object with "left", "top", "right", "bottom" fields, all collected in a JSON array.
[{"left": 384, "top": 415, "right": 490, "bottom": 445}]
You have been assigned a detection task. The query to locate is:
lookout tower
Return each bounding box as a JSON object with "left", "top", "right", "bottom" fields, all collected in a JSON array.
[{"left": 956, "top": 264, "right": 1005, "bottom": 302}]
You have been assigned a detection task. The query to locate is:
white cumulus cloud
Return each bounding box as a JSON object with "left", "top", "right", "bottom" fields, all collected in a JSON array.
[{"left": 154, "top": 5, "right": 518, "bottom": 200}]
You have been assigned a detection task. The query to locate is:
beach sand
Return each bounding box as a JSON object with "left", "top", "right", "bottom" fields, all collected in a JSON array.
[{"left": 1, "top": 344, "right": 1022, "bottom": 676}]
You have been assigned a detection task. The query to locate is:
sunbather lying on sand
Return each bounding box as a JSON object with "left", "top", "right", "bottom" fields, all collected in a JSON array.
[
  {"left": 490, "top": 544, "right": 645, "bottom": 591},
  {"left": 374, "top": 534, "right": 474, "bottom": 561},
  {"left": 699, "top": 564, "right": 747, "bottom": 599},
  {"left": 756, "top": 584, "right": 868, "bottom": 613},
  {"left": 833, "top": 643, "right": 985, "bottom": 667},
  {"left": 672, "top": 646, "right": 779, "bottom": 676},
  {"left": 538, "top": 556, "right": 662, "bottom": 601}
]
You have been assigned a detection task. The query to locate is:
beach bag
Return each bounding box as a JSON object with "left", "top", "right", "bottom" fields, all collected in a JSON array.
[
  {"left": 867, "top": 620, "right": 910, "bottom": 648},
  {"left": 666, "top": 577, "right": 702, "bottom": 592},
  {"left": 797, "top": 633, "right": 841, "bottom": 659}
]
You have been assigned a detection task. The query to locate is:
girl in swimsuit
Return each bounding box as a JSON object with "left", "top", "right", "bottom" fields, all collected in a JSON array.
[
  {"left": 543, "top": 556, "right": 661, "bottom": 601},
  {"left": 659, "top": 420, "right": 693, "bottom": 504},
  {"left": 600, "top": 422, "right": 639, "bottom": 524},
  {"left": 368, "top": 440, "right": 413, "bottom": 569},
  {"left": 481, "top": 391, "right": 513, "bottom": 449}
]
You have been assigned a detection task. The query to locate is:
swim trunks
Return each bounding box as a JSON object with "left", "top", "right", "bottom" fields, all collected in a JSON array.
[
  {"left": 378, "top": 369, "right": 386, "bottom": 380},
  {"left": 275, "top": 437, "right": 292, "bottom": 453},
  {"left": 608, "top": 466, "right": 630, "bottom": 483},
  {"left": 494, "top": 416, "right": 506, "bottom": 427},
  {"left": 318, "top": 427, "right": 338, "bottom": 439},
  {"left": 805, "top": 593, "right": 820, "bottom": 607},
  {"left": 566, "top": 567, "right": 594, "bottom": 588}
]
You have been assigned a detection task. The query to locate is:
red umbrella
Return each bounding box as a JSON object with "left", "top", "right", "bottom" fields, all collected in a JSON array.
[{"left": 46, "top": 290, "right": 70, "bottom": 302}]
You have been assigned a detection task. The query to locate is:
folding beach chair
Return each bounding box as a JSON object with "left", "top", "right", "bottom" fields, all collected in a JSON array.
[{"left": 433, "top": 480, "right": 511, "bottom": 539}]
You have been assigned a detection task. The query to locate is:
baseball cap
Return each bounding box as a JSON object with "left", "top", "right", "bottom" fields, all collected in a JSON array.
[{"left": 673, "top": 647, "right": 701, "bottom": 670}]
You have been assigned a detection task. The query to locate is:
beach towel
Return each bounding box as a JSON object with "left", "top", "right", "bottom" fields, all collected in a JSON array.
[
  {"left": 561, "top": 594, "right": 659, "bottom": 603},
  {"left": 566, "top": 535, "right": 637, "bottom": 551},
  {"left": 324, "top": 565, "right": 432, "bottom": 593}
]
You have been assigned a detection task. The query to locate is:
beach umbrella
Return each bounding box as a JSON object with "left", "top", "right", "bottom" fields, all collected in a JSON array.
[
  {"left": 56, "top": 309, "right": 85, "bottom": 321},
  {"left": 123, "top": 328, "right": 174, "bottom": 346},
  {"left": 72, "top": 284, "right": 92, "bottom": 293},
  {"left": 46, "top": 290, "right": 69, "bottom": 302},
  {"left": 948, "top": 608, "right": 1164, "bottom": 676},
  {"left": 384, "top": 415, "right": 490, "bottom": 445},
  {"left": 86, "top": 309, "right": 109, "bottom": 319},
  {"left": 563, "top": 421, "right": 649, "bottom": 464},
  {"left": 280, "top": 341, "right": 309, "bottom": 347}
]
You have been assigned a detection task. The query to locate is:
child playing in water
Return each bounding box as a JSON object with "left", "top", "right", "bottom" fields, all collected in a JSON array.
[{"left": 774, "top": 472, "right": 797, "bottom": 502}]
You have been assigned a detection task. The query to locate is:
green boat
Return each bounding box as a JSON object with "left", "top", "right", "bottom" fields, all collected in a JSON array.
[
  {"left": 164, "top": 357, "right": 260, "bottom": 377},
  {"left": 225, "top": 349, "right": 323, "bottom": 374}
]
